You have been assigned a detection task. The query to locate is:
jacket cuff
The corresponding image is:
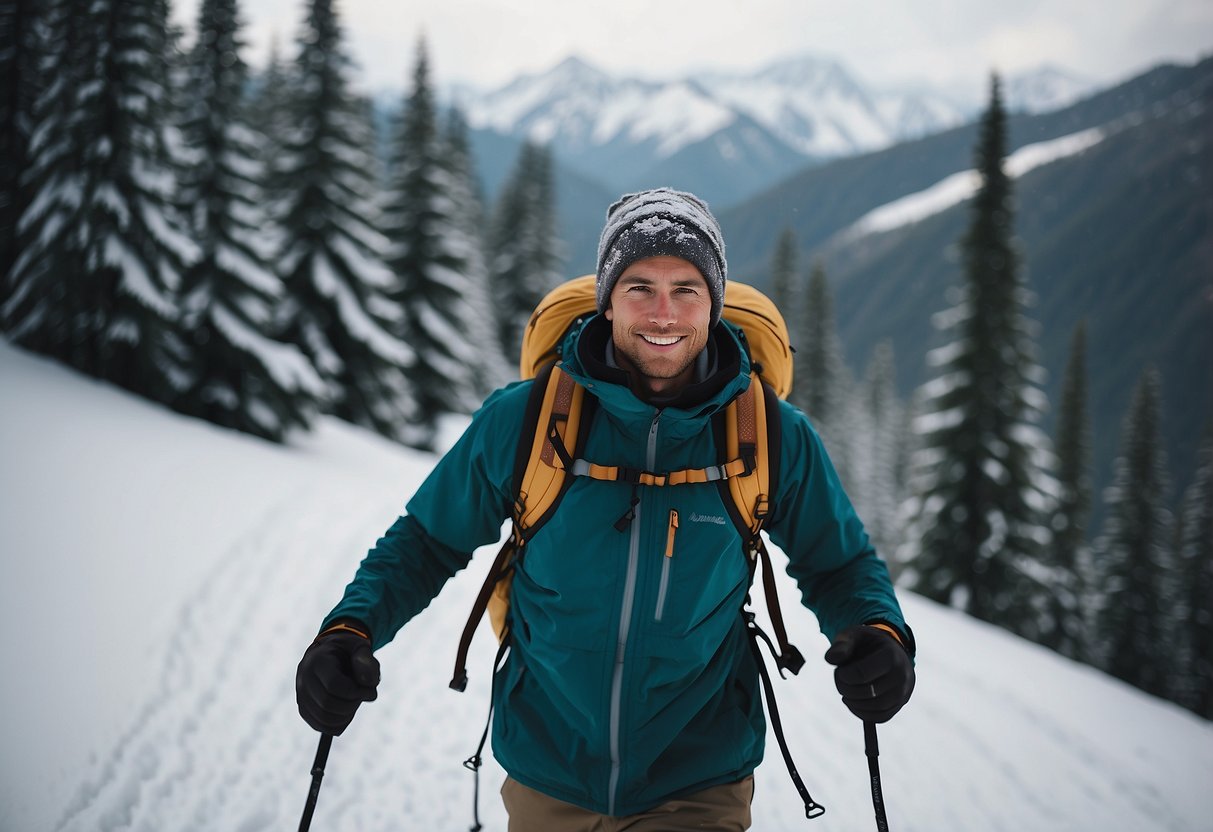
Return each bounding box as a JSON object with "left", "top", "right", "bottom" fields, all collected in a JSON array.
[
  {"left": 317, "top": 618, "right": 372, "bottom": 642},
  {"left": 865, "top": 620, "right": 916, "bottom": 656}
]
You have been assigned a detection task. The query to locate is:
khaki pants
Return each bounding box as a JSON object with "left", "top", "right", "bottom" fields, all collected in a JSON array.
[{"left": 501, "top": 775, "right": 754, "bottom": 832}]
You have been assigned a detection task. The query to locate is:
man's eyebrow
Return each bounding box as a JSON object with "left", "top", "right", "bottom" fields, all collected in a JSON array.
[{"left": 617, "top": 275, "right": 704, "bottom": 288}]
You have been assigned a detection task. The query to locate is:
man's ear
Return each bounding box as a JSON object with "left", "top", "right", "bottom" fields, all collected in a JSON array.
[{"left": 604, "top": 305, "right": 613, "bottom": 322}]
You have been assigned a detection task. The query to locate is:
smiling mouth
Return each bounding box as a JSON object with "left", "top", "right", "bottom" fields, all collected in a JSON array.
[{"left": 640, "top": 334, "right": 684, "bottom": 346}]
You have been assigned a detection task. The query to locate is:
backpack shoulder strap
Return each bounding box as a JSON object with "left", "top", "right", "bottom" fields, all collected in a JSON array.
[
  {"left": 450, "top": 363, "right": 596, "bottom": 692},
  {"left": 715, "top": 374, "right": 805, "bottom": 676},
  {"left": 515, "top": 363, "right": 593, "bottom": 534}
]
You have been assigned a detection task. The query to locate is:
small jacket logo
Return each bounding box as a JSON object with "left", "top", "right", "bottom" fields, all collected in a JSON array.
[{"left": 688, "top": 513, "right": 727, "bottom": 525}]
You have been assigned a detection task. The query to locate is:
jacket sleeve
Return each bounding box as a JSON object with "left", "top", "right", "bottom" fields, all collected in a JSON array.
[
  {"left": 321, "top": 382, "right": 531, "bottom": 650},
  {"left": 764, "top": 400, "right": 912, "bottom": 649}
]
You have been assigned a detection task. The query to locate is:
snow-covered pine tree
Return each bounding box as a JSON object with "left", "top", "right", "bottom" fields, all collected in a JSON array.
[
  {"left": 275, "top": 0, "right": 413, "bottom": 440},
  {"left": 1176, "top": 420, "right": 1213, "bottom": 717},
  {"left": 1045, "top": 321, "right": 1093, "bottom": 658},
  {"left": 489, "top": 141, "right": 561, "bottom": 363},
  {"left": 793, "top": 261, "right": 855, "bottom": 484},
  {"left": 249, "top": 37, "right": 293, "bottom": 238},
  {"left": 526, "top": 142, "right": 562, "bottom": 289},
  {"left": 769, "top": 227, "right": 798, "bottom": 330},
  {"left": 853, "top": 340, "right": 905, "bottom": 563},
  {"left": 794, "top": 262, "right": 839, "bottom": 420},
  {"left": 5, "top": 0, "right": 199, "bottom": 402},
  {"left": 1091, "top": 369, "right": 1175, "bottom": 697},
  {"left": 382, "top": 38, "right": 479, "bottom": 450},
  {"left": 898, "top": 74, "right": 1057, "bottom": 637},
  {"left": 443, "top": 106, "right": 513, "bottom": 394},
  {"left": 0, "top": 0, "right": 44, "bottom": 297},
  {"left": 176, "top": 0, "right": 324, "bottom": 442},
  {"left": 2, "top": 0, "right": 80, "bottom": 346}
]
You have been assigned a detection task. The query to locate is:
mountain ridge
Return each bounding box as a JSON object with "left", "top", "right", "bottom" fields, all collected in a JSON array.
[{"left": 444, "top": 52, "right": 1101, "bottom": 206}]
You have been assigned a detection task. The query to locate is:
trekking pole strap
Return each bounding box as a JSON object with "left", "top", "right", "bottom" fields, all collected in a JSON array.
[
  {"left": 746, "top": 615, "right": 825, "bottom": 820},
  {"left": 463, "top": 639, "right": 512, "bottom": 832},
  {"left": 864, "top": 721, "right": 890, "bottom": 832}
]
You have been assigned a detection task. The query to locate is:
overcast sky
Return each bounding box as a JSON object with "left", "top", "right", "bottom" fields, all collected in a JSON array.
[{"left": 174, "top": 0, "right": 1213, "bottom": 97}]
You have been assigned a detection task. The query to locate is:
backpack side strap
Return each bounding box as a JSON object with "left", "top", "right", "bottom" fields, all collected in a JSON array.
[
  {"left": 716, "top": 377, "right": 805, "bottom": 676},
  {"left": 450, "top": 363, "right": 597, "bottom": 693}
]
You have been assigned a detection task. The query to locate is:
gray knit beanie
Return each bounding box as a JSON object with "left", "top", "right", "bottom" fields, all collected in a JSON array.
[{"left": 596, "top": 188, "right": 727, "bottom": 326}]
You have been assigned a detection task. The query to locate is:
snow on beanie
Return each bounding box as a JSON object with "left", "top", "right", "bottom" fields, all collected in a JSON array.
[{"left": 596, "top": 188, "right": 727, "bottom": 326}]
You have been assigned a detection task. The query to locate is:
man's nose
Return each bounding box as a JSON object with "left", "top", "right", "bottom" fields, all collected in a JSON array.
[{"left": 649, "top": 293, "right": 676, "bottom": 326}]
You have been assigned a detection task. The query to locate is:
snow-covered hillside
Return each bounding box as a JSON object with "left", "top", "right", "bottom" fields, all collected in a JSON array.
[
  {"left": 841, "top": 126, "right": 1108, "bottom": 240},
  {"left": 3, "top": 339, "right": 1212, "bottom": 831}
]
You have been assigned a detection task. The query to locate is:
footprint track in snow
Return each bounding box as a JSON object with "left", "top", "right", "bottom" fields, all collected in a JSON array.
[{"left": 55, "top": 485, "right": 398, "bottom": 832}]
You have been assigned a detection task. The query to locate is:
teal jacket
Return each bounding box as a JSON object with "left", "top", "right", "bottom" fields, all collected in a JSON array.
[{"left": 325, "top": 316, "right": 910, "bottom": 816}]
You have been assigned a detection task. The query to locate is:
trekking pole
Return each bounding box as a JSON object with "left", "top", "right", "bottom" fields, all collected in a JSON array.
[
  {"left": 298, "top": 733, "right": 334, "bottom": 832},
  {"left": 863, "top": 722, "right": 890, "bottom": 832}
]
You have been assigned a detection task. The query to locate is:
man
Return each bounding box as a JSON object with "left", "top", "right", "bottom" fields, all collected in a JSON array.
[{"left": 296, "top": 188, "right": 915, "bottom": 831}]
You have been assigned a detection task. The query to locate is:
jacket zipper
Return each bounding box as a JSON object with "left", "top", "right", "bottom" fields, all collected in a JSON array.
[
  {"left": 655, "top": 509, "right": 678, "bottom": 622},
  {"left": 608, "top": 410, "right": 661, "bottom": 815}
]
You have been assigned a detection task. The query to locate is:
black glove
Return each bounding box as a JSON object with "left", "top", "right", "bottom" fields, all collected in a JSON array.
[
  {"left": 296, "top": 623, "right": 380, "bottom": 735},
  {"left": 824, "top": 625, "right": 914, "bottom": 723}
]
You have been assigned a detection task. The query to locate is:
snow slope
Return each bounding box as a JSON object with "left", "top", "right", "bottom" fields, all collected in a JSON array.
[
  {"left": 3, "top": 339, "right": 1212, "bottom": 831},
  {"left": 843, "top": 127, "right": 1107, "bottom": 240}
]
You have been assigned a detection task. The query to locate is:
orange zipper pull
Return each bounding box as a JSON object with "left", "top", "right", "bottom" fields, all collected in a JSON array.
[{"left": 665, "top": 510, "right": 679, "bottom": 558}]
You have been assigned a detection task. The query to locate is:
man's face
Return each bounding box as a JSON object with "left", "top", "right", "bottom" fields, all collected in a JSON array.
[{"left": 605, "top": 255, "right": 713, "bottom": 400}]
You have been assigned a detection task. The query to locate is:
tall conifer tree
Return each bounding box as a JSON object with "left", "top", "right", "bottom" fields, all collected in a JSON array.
[
  {"left": 5, "top": 0, "right": 199, "bottom": 402},
  {"left": 1176, "top": 421, "right": 1213, "bottom": 717},
  {"left": 249, "top": 37, "right": 293, "bottom": 235},
  {"left": 795, "top": 262, "right": 847, "bottom": 423},
  {"left": 382, "top": 39, "right": 478, "bottom": 449},
  {"left": 1046, "top": 321, "right": 1093, "bottom": 657},
  {"left": 1092, "top": 369, "right": 1174, "bottom": 696},
  {"left": 794, "top": 261, "right": 855, "bottom": 484},
  {"left": 769, "top": 227, "right": 798, "bottom": 328},
  {"left": 0, "top": 0, "right": 43, "bottom": 296},
  {"left": 853, "top": 340, "right": 905, "bottom": 561},
  {"left": 899, "top": 74, "right": 1056, "bottom": 636},
  {"left": 489, "top": 141, "right": 561, "bottom": 362},
  {"left": 177, "top": 0, "right": 323, "bottom": 441},
  {"left": 443, "top": 106, "right": 513, "bottom": 394},
  {"left": 275, "top": 0, "right": 413, "bottom": 440}
]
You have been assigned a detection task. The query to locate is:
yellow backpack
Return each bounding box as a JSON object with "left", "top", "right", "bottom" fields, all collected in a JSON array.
[{"left": 449, "top": 275, "right": 804, "bottom": 692}]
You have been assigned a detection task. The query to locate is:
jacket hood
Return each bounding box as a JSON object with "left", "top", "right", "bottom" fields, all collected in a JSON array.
[{"left": 557, "top": 314, "right": 752, "bottom": 439}]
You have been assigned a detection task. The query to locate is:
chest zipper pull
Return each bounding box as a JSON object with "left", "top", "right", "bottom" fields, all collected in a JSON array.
[
  {"left": 613, "top": 487, "right": 640, "bottom": 532},
  {"left": 655, "top": 510, "right": 679, "bottom": 622}
]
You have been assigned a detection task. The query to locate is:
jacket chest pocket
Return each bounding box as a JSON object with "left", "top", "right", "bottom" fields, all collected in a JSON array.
[{"left": 649, "top": 506, "right": 747, "bottom": 637}]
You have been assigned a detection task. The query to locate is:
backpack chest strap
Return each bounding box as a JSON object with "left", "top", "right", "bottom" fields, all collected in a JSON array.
[
  {"left": 567, "top": 455, "right": 753, "bottom": 486},
  {"left": 543, "top": 380, "right": 761, "bottom": 489}
]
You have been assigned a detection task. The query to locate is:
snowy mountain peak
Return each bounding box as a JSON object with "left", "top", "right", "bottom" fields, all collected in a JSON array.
[
  {"left": 1004, "top": 65, "right": 1099, "bottom": 114},
  {"left": 750, "top": 53, "right": 864, "bottom": 95},
  {"left": 543, "top": 54, "right": 614, "bottom": 87},
  {"left": 461, "top": 51, "right": 973, "bottom": 171},
  {"left": 465, "top": 55, "right": 732, "bottom": 156},
  {"left": 455, "top": 53, "right": 1102, "bottom": 207}
]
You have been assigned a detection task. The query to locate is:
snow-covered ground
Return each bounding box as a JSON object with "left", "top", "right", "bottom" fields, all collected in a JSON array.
[{"left": 3, "top": 339, "right": 1212, "bottom": 831}]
